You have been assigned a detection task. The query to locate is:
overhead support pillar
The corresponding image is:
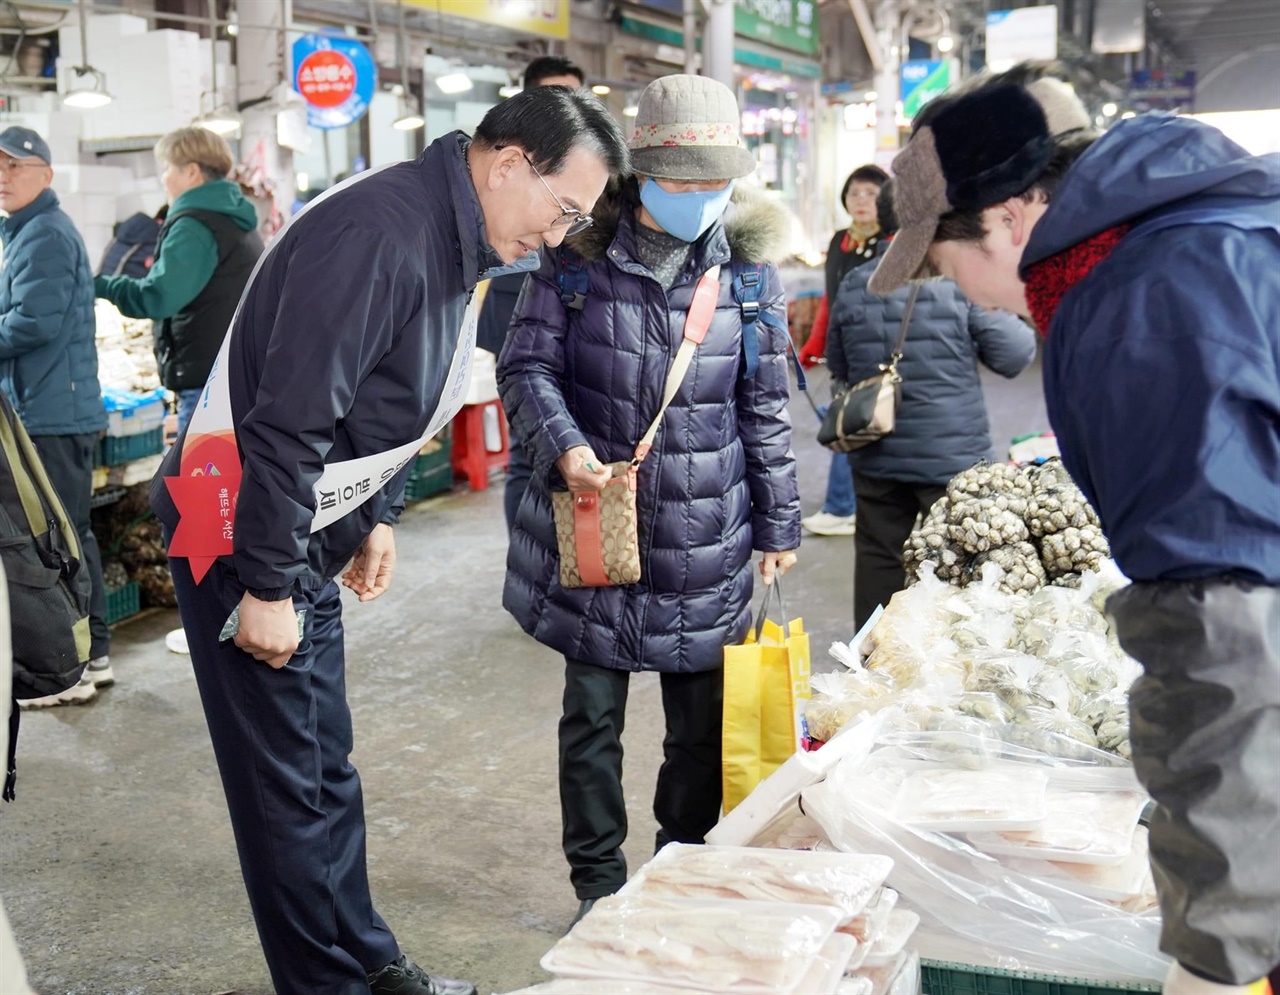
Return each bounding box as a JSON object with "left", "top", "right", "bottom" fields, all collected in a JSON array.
[
  {"left": 702, "top": 0, "right": 735, "bottom": 88},
  {"left": 237, "top": 0, "right": 294, "bottom": 231},
  {"left": 873, "top": 0, "right": 901, "bottom": 159}
]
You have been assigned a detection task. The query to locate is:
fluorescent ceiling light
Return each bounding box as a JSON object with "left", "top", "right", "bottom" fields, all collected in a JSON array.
[
  {"left": 435, "top": 72, "right": 473, "bottom": 95},
  {"left": 1121, "top": 110, "right": 1137, "bottom": 120},
  {"left": 591, "top": 84, "right": 611, "bottom": 95},
  {"left": 499, "top": 84, "right": 521, "bottom": 98},
  {"left": 864, "top": 90, "right": 878, "bottom": 102},
  {"left": 623, "top": 105, "right": 639, "bottom": 117},
  {"left": 197, "top": 108, "right": 242, "bottom": 135},
  {"left": 64, "top": 67, "right": 113, "bottom": 108},
  {"left": 393, "top": 111, "right": 425, "bottom": 131}
]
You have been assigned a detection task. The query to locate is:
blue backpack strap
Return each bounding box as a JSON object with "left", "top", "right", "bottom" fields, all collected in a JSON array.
[
  {"left": 731, "top": 261, "right": 807, "bottom": 392},
  {"left": 557, "top": 246, "right": 588, "bottom": 311},
  {"left": 731, "top": 262, "right": 762, "bottom": 378}
]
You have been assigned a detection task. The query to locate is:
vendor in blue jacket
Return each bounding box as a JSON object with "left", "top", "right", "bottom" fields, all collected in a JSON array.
[
  {"left": 150, "top": 88, "right": 629, "bottom": 995},
  {"left": 0, "top": 126, "right": 110, "bottom": 707},
  {"left": 869, "top": 63, "right": 1280, "bottom": 995}
]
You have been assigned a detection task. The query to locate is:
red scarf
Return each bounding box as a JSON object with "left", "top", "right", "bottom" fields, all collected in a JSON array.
[{"left": 1024, "top": 224, "right": 1130, "bottom": 333}]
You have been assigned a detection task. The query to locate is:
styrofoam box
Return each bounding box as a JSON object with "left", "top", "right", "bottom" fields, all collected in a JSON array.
[
  {"left": 81, "top": 109, "right": 187, "bottom": 143},
  {"left": 82, "top": 225, "right": 114, "bottom": 269},
  {"left": 58, "top": 14, "right": 148, "bottom": 66},
  {"left": 51, "top": 164, "right": 130, "bottom": 196},
  {"left": 59, "top": 192, "right": 117, "bottom": 229}
]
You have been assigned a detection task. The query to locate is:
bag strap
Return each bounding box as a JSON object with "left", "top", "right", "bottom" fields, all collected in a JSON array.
[
  {"left": 633, "top": 264, "right": 721, "bottom": 465},
  {"left": 883, "top": 284, "right": 921, "bottom": 377},
  {"left": 557, "top": 246, "right": 589, "bottom": 311},
  {"left": 753, "top": 576, "right": 792, "bottom": 642}
]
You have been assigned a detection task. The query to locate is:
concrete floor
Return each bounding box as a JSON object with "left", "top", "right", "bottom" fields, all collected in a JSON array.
[{"left": 0, "top": 359, "right": 1045, "bottom": 995}]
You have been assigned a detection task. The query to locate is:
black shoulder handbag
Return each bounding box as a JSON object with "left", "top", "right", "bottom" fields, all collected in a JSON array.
[{"left": 818, "top": 284, "right": 921, "bottom": 453}]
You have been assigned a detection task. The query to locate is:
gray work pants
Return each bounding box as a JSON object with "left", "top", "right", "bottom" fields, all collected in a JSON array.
[{"left": 1108, "top": 579, "right": 1280, "bottom": 985}]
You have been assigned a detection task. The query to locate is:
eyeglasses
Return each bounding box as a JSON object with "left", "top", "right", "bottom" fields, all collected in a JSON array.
[
  {"left": 0, "top": 158, "right": 44, "bottom": 175},
  {"left": 519, "top": 151, "right": 594, "bottom": 236}
]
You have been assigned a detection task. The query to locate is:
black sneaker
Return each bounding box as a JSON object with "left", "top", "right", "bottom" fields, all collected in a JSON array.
[{"left": 367, "top": 955, "right": 477, "bottom": 995}]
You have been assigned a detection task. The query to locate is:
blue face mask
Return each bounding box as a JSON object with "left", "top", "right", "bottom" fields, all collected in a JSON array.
[{"left": 639, "top": 178, "right": 735, "bottom": 243}]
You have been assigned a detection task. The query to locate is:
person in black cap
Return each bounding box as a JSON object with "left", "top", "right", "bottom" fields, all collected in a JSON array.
[
  {"left": 871, "top": 62, "right": 1280, "bottom": 995},
  {"left": 0, "top": 125, "right": 112, "bottom": 708}
]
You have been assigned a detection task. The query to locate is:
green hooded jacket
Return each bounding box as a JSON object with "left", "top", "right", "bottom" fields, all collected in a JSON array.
[{"left": 94, "top": 178, "right": 258, "bottom": 319}]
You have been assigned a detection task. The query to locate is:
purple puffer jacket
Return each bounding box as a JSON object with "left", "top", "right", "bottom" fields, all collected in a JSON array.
[{"left": 497, "top": 186, "right": 801, "bottom": 673}]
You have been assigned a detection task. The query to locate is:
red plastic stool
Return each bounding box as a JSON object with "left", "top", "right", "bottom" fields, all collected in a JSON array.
[{"left": 451, "top": 400, "right": 509, "bottom": 491}]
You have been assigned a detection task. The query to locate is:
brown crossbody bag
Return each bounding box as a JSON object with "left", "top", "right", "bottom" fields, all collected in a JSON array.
[{"left": 552, "top": 265, "right": 722, "bottom": 588}]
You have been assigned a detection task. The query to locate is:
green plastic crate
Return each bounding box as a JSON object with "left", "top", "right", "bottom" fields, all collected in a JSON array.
[
  {"left": 922, "top": 960, "right": 1161, "bottom": 995},
  {"left": 403, "top": 454, "right": 452, "bottom": 502},
  {"left": 403, "top": 436, "right": 453, "bottom": 502},
  {"left": 99, "top": 427, "right": 164, "bottom": 466},
  {"left": 104, "top": 581, "right": 140, "bottom": 625}
]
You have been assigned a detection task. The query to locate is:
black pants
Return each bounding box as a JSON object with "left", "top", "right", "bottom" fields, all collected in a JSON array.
[
  {"left": 169, "top": 556, "right": 399, "bottom": 995},
  {"left": 559, "top": 659, "right": 723, "bottom": 899},
  {"left": 31, "top": 433, "right": 108, "bottom": 659},
  {"left": 851, "top": 470, "right": 947, "bottom": 631},
  {"left": 1109, "top": 579, "right": 1280, "bottom": 985}
]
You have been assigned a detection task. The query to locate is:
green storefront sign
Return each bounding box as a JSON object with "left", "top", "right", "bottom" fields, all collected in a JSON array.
[
  {"left": 618, "top": 15, "right": 821, "bottom": 78},
  {"left": 735, "top": 0, "right": 819, "bottom": 56}
]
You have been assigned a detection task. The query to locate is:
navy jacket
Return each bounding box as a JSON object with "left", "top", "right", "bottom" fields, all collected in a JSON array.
[
  {"left": 499, "top": 188, "right": 801, "bottom": 673},
  {"left": 1026, "top": 114, "right": 1280, "bottom": 584},
  {"left": 151, "top": 133, "right": 535, "bottom": 599},
  {"left": 0, "top": 189, "right": 105, "bottom": 436},
  {"left": 828, "top": 241, "right": 1035, "bottom": 485}
]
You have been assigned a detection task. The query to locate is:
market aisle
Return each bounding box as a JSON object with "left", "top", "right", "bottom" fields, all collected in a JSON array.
[{"left": 0, "top": 358, "right": 1047, "bottom": 994}]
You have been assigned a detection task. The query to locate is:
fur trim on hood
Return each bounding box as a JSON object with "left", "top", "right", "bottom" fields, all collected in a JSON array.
[{"left": 569, "top": 178, "right": 791, "bottom": 265}]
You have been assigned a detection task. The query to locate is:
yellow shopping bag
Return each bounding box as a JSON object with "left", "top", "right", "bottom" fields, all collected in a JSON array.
[{"left": 722, "top": 579, "right": 811, "bottom": 814}]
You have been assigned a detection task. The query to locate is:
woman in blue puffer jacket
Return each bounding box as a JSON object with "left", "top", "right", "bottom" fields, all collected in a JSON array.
[
  {"left": 498, "top": 75, "right": 800, "bottom": 924},
  {"left": 828, "top": 182, "right": 1036, "bottom": 628}
]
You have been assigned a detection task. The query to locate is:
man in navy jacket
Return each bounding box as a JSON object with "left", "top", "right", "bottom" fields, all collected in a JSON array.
[
  {"left": 871, "top": 64, "right": 1279, "bottom": 995},
  {"left": 152, "top": 87, "right": 628, "bottom": 995}
]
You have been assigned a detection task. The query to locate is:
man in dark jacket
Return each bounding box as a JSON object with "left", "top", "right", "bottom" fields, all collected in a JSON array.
[
  {"left": 150, "top": 86, "right": 627, "bottom": 995},
  {"left": 475, "top": 54, "right": 587, "bottom": 532},
  {"left": 870, "top": 64, "right": 1280, "bottom": 995},
  {"left": 96, "top": 126, "right": 263, "bottom": 436},
  {"left": 0, "top": 126, "right": 111, "bottom": 709}
]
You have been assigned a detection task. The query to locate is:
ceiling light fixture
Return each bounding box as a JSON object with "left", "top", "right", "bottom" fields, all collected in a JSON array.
[
  {"left": 196, "top": 105, "right": 243, "bottom": 134},
  {"left": 591, "top": 84, "right": 611, "bottom": 95},
  {"left": 63, "top": 0, "right": 113, "bottom": 108},
  {"left": 435, "top": 72, "right": 473, "bottom": 95},
  {"left": 193, "top": 0, "right": 239, "bottom": 133},
  {"left": 391, "top": 1, "right": 425, "bottom": 131},
  {"left": 623, "top": 104, "right": 639, "bottom": 117},
  {"left": 1121, "top": 110, "right": 1137, "bottom": 119},
  {"left": 864, "top": 90, "right": 878, "bottom": 102},
  {"left": 936, "top": 34, "right": 954, "bottom": 53},
  {"left": 1102, "top": 101, "right": 1118, "bottom": 117},
  {"left": 499, "top": 83, "right": 521, "bottom": 98}
]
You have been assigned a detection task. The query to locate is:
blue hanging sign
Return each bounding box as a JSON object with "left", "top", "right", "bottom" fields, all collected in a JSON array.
[{"left": 292, "top": 33, "right": 376, "bottom": 131}]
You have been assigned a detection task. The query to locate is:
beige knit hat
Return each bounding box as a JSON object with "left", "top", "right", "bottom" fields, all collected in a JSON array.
[{"left": 628, "top": 74, "right": 756, "bottom": 181}]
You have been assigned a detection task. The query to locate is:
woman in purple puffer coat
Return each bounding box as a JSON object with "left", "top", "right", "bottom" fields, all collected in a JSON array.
[{"left": 497, "top": 74, "right": 801, "bottom": 925}]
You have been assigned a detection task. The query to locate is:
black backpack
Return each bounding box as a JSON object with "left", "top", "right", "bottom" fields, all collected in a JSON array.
[
  {"left": 97, "top": 212, "right": 162, "bottom": 279},
  {"left": 0, "top": 390, "right": 92, "bottom": 799}
]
